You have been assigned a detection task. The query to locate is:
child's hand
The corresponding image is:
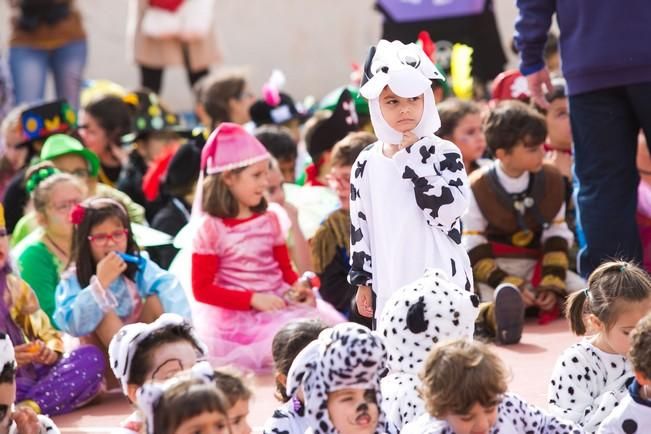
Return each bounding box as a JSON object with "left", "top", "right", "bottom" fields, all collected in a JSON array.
[
  {"left": 13, "top": 343, "right": 38, "bottom": 367},
  {"left": 355, "top": 285, "right": 373, "bottom": 318},
  {"left": 96, "top": 252, "right": 127, "bottom": 289},
  {"left": 520, "top": 287, "right": 538, "bottom": 307},
  {"left": 250, "top": 293, "right": 287, "bottom": 312},
  {"left": 399, "top": 131, "right": 419, "bottom": 151},
  {"left": 286, "top": 281, "right": 316, "bottom": 307},
  {"left": 12, "top": 406, "right": 40, "bottom": 434},
  {"left": 536, "top": 290, "right": 558, "bottom": 311},
  {"left": 32, "top": 341, "right": 59, "bottom": 366}
]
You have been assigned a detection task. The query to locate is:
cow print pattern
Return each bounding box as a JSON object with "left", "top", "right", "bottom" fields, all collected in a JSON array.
[
  {"left": 402, "top": 393, "right": 583, "bottom": 434},
  {"left": 548, "top": 340, "right": 632, "bottom": 432},
  {"left": 286, "top": 323, "right": 391, "bottom": 434},
  {"left": 594, "top": 383, "right": 650, "bottom": 434},
  {"left": 378, "top": 269, "right": 479, "bottom": 430},
  {"left": 262, "top": 400, "right": 309, "bottom": 434}
]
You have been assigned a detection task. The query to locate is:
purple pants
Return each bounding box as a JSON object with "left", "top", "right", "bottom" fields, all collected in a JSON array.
[{"left": 16, "top": 345, "right": 105, "bottom": 416}]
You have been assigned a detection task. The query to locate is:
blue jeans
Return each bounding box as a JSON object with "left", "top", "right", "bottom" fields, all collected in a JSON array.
[
  {"left": 9, "top": 39, "right": 87, "bottom": 109},
  {"left": 570, "top": 82, "right": 651, "bottom": 277}
]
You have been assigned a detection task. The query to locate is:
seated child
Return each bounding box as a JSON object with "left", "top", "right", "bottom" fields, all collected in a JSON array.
[
  {"left": 550, "top": 261, "right": 651, "bottom": 432},
  {"left": 108, "top": 313, "right": 206, "bottom": 434},
  {"left": 311, "top": 131, "right": 376, "bottom": 325},
  {"left": 598, "top": 312, "right": 651, "bottom": 433},
  {"left": 378, "top": 268, "right": 479, "bottom": 430},
  {"left": 540, "top": 78, "right": 573, "bottom": 180},
  {"left": 137, "top": 361, "right": 231, "bottom": 434},
  {"left": 463, "top": 100, "right": 584, "bottom": 345},
  {"left": 402, "top": 339, "right": 583, "bottom": 434},
  {"left": 286, "top": 322, "right": 393, "bottom": 434},
  {"left": 263, "top": 319, "right": 328, "bottom": 434},
  {"left": 54, "top": 198, "right": 191, "bottom": 350},
  {"left": 213, "top": 368, "right": 252, "bottom": 434},
  {"left": 350, "top": 39, "right": 472, "bottom": 325},
  {"left": 190, "top": 123, "right": 343, "bottom": 372},
  {"left": 437, "top": 99, "right": 489, "bottom": 174},
  {"left": 0, "top": 334, "right": 60, "bottom": 434},
  {"left": 256, "top": 124, "right": 298, "bottom": 184}
]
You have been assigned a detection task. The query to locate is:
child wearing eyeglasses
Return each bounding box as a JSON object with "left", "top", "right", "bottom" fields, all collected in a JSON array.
[{"left": 53, "top": 198, "right": 191, "bottom": 353}]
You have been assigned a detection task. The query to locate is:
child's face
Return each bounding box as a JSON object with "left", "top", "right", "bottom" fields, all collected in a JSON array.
[
  {"left": 326, "top": 388, "right": 379, "bottom": 434},
  {"left": 226, "top": 398, "right": 251, "bottom": 434},
  {"left": 444, "top": 402, "right": 498, "bottom": 434},
  {"left": 140, "top": 134, "right": 178, "bottom": 164},
  {"left": 327, "top": 164, "right": 352, "bottom": 211},
  {"left": 594, "top": 297, "right": 651, "bottom": 356},
  {"left": 499, "top": 140, "right": 545, "bottom": 175},
  {"left": 450, "top": 113, "right": 486, "bottom": 164},
  {"left": 52, "top": 153, "right": 91, "bottom": 181},
  {"left": 42, "top": 182, "right": 84, "bottom": 238},
  {"left": 278, "top": 158, "right": 296, "bottom": 183},
  {"left": 78, "top": 111, "right": 109, "bottom": 156},
  {"left": 0, "top": 382, "right": 16, "bottom": 431},
  {"left": 173, "top": 411, "right": 229, "bottom": 434},
  {"left": 378, "top": 87, "right": 424, "bottom": 134},
  {"left": 266, "top": 168, "right": 285, "bottom": 205},
  {"left": 3, "top": 125, "right": 28, "bottom": 171},
  {"left": 545, "top": 97, "right": 572, "bottom": 151},
  {"left": 226, "top": 160, "right": 270, "bottom": 212},
  {"left": 88, "top": 217, "right": 129, "bottom": 263}
]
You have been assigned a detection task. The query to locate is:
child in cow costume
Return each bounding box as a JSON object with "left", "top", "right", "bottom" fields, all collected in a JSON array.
[{"left": 349, "top": 39, "right": 473, "bottom": 326}]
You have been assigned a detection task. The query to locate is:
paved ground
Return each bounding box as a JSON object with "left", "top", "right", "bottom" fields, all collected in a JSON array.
[{"left": 53, "top": 318, "right": 580, "bottom": 433}]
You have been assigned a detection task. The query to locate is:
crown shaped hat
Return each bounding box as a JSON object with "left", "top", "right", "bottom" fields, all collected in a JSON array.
[{"left": 201, "top": 122, "right": 270, "bottom": 174}]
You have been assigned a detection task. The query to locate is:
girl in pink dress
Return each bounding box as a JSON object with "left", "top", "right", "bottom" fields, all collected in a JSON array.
[{"left": 190, "top": 123, "right": 343, "bottom": 372}]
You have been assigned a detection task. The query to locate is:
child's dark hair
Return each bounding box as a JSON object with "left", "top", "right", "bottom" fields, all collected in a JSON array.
[
  {"left": 0, "top": 361, "right": 16, "bottom": 384},
  {"left": 420, "top": 339, "right": 507, "bottom": 417},
  {"left": 483, "top": 100, "right": 547, "bottom": 154},
  {"left": 196, "top": 70, "right": 247, "bottom": 129},
  {"left": 566, "top": 261, "right": 651, "bottom": 335},
  {"left": 254, "top": 125, "right": 298, "bottom": 162},
  {"left": 202, "top": 170, "right": 267, "bottom": 218},
  {"left": 271, "top": 319, "right": 327, "bottom": 402},
  {"left": 82, "top": 96, "right": 133, "bottom": 147},
  {"left": 630, "top": 313, "right": 651, "bottom": 379},
  {"left": 437, "top": 99, "right": 481, "bottom": 139},
  {"left": 213, "top": 367, "right": 252, "bottom": 407},
  {"left": 128, "top": 323, "right": 205, "bottom": 387},
  {"left": 330, "top": 132, "right": 376, "bottom": 168},
  {"left": 303, "top": 111, "right": 332, "bottom": 164},
  {"left": 71, "top": 198, "right": 139, "bottom": 287},
  {"left": 152, "top": 377, "right": 230, "bottom": 434}
]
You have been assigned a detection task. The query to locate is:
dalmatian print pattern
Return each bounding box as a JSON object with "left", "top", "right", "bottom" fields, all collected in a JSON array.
[
  {"left": 378, "top": 268, "right": 480, "bottom": 429},
  {"left": 598, "top": 390, "right": 651, "bottom": 433},
  {"left": 348, "top": 136, "right": 473, "bottom": 320},
  {"left": 8, "top": 415, "right": 60, "bottom": 434},
  {"left": 402, "top": 393, "right": 584, "bottom": 434},
  {"left": 262, "top": 400, "right": 309, "bottom": 434},
  {"left": 286, "top": 323, "right": 392, "bottom": 434},
  {"left": 548, "top": 340, "right": 632, "bottom": 432}
]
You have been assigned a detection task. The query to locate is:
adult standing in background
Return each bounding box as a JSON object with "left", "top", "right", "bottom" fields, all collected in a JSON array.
[
  {"left": 7, "top": 0, "right": 87, "bottom": 109},
  {"left": 515, "top": 0, "right": 651, "bottom": 277},
  {"left": 126, "top": 0, "right": 221, "bottom": 95}
]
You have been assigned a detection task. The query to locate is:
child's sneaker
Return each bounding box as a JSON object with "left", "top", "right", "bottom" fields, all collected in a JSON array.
[{"left": 494, "top": 283, "right": 525, "bottom": 345}]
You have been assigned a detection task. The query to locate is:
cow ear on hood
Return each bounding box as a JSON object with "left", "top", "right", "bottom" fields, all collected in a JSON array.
[
  {"left": 360, "top": 45, "right": 376, "bottom": 89},
  {"left": 286, "top": 339, "right": 320, "bottom": 398}
]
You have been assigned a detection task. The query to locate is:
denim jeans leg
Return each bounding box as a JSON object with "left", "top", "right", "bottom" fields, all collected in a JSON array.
[
  {"left": 8, "top": 46, "right": 48, "bottom": 105},
  {"left": 570, "top": 86, "right": 642, "bottom": 277},
  {"left": 50, "top": 39, "right": 87, "bottom": 109}
]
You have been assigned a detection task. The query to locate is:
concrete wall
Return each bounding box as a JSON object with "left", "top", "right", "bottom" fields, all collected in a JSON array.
[{"left": 0, "top": 1, "right": 519, "bottom": 112}]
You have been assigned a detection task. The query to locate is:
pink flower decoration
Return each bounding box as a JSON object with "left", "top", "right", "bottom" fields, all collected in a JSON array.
[{"left": 70, "top": 204, "right": 86, "bottom": 225}]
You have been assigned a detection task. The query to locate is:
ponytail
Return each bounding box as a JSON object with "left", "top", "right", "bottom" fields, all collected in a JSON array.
[{"left": 565, "top": 289, "right": 589, "bottom": 335}]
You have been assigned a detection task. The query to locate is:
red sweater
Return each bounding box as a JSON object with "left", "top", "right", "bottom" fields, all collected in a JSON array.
[{"left": 191, "top": 215, "right": 298, "bottom": 310}]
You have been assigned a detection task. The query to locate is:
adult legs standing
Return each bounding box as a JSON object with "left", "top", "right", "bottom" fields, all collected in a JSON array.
[
  {"left": 50, "top": 39, "right": 87, "bottom": 110},
  {"left": 8, "top": 46, "right": 48, "bottom": 105}
]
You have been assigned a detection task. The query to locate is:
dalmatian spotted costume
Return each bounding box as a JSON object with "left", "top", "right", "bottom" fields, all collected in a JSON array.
[
  {"left": 377, "top": 269, "right": 479, "bottom": 430},
  {"left": 402, "top": 393, "right": 584, "bottom": 434},
  {"left": 348, "top": 39, "right": 473, "bottom": 322},
  {"left": 286, "top": 323, "right": 395, "bottom": 434},
  {"left": 0, "top": 333, "right": 60, "bottom": 434},
  {"left": 597, "top": 380, "right": 651, "bottom": 434},
  {"left": 548, "top": 340, "right": 632, "bottom": 432}
]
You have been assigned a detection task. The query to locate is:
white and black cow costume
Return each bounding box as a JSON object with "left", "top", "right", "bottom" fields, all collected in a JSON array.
[
  {"left": 598, "top": 380, "right": 651, "bottom": 434},
  {"left": 347, "top": 39, "right": 473, "bottom": 323},
  {"left": 548, "top": 340, "right": 632, "bottom": 433},
  {"left": 0, "top": 333, "right": 60, "bottom": 434},
  {"left": 286, "top": 323, "right": 396, "bottom": 434},
  {"left": 402, "top": 393, "right": 585, "bottom": 434},
  {"left": 377, "top": 268, "right": 479, "bottom": 430}
]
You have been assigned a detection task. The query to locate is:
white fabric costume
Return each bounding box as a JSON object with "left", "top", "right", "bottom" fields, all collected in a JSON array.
[
  {"left": 548, "top": 339, "right": 632, "bottom": 432},
  {"left": 348, "top": 40, "right": 473, "bottom": 321},
  {"left": 597, "top": 381, "right": 651, "bottom": 434}
]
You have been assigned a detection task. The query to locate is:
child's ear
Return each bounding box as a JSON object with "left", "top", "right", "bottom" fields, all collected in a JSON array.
[
  {"left": 275, "top": 372, "right": 287, "bottom": 388},
  {"left": 587, "top": 313, "right": 605, "bottom": 333},
  {"left": 494, "top": 148, "right": 507, "bottom": 161},
  {"left": 126, "top": 384, "right": 138, "bottom": 403},
  {"left": 35, "top": 211, "right": 47, "bottom": 227},
  {"left": 222, "top": 170, "right": 236, "bottom": 187}
]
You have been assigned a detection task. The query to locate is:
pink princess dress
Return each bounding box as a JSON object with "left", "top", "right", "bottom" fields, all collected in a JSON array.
[{"left": 191, "top": 210, "right": 344, "bottom": 372}]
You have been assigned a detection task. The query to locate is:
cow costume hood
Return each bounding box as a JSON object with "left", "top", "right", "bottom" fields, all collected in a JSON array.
[
  {"left": 0, "top": 332, "right": 15, "bottom": 373},
  {"left": 378, "top": 268, "right": 479, "bottom": 429},
  {"left": 286, "top": 323, "right": 391, "bottom": 434},
  {"left": 360, "top": 39, "right": 445, "bottom": 144}
]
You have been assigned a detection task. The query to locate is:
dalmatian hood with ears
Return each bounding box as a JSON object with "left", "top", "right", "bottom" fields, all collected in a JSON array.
[
  {"left": 360, "top": 39, "right": 445, "bottom": 145},
  {"left": 286, "top": 323, "right": 391, "bottom": 434},
  {"left": 378, "top": 268, "right": 480, "bottom": 429},
  {"left": 0, "top": 332, "right": 15, "bottom": 371}
]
